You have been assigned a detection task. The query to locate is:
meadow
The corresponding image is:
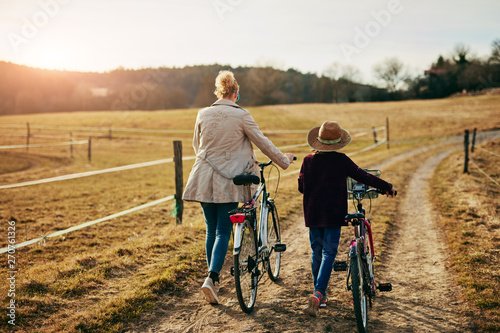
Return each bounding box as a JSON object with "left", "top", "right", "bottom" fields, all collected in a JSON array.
[{"left": 0, "top": 95, "right": 499, "bottom": 332}]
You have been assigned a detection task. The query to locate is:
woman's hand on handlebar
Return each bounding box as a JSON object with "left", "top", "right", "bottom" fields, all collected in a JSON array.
[{"left": 285, "top": 153, "right": 295, "bottom": 164}]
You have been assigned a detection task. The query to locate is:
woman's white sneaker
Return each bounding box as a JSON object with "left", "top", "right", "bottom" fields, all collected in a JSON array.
[{"left": 201, "top": 277, "right": 219, "bottom": 304}]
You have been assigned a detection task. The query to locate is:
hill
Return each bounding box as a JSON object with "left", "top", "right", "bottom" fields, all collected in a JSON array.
[{"left": 0, "top": 61, "right": 389, "bottom": 115}]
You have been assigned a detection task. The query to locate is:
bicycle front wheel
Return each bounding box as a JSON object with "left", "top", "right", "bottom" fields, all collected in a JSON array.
[
  {"left": 266, "top": 203, "right": 281, "bottom": 281},
  {"left": 234, "top": 219, "right": 258, "bottom": 313},
  {"left": 350, "top": 254, "right": 369, "bottom": 333}
]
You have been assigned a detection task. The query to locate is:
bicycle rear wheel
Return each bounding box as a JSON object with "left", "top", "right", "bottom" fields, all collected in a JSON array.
[
  {"left": 350, "top": 254, "right": 369, "bottom": 333},
  {"left": 266, "top": 203, "right": 281, "bottom": 281},
  {"left": 234, "top": 219, "right": 258, "bottom": 313}
]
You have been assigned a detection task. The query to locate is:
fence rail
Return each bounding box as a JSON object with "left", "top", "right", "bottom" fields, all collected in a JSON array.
[
  {"left": 0, "top": 140, "right": 87, "bottom": 150},
  {"left": 463, "top": 128, "right": 500, "bottom": 187},
  {"left": 0, "top": 123, "right": 390, "bottom": 253},
  {"left": 0, "top": 195, "right": 175, "bottom": 254}
]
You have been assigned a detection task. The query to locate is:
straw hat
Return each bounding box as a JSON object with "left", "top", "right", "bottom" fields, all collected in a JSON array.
[{"left": 307, "top": 121, "right": 352, "bottom": 152}]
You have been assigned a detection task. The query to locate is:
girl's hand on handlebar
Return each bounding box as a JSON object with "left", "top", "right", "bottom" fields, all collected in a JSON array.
[{"left": 386, "top": 187, "right": 397, "bottom": 198}]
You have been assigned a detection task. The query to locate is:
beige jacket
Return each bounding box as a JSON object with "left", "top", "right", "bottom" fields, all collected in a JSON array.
[{"left": 182, "top": 99, "right": 290, "bottom": 203}]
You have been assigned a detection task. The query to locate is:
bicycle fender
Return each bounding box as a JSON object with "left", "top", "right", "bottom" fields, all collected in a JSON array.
[
  {"left": 233, "top": 222, "right": 244, "bottom": 255},
  {"left": 349, "top": 240, "right": 358, "bottom": 258}
]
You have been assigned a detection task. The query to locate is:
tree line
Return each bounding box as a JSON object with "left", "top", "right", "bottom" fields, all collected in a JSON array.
[
  {"left": 0, "top": 39, "right": 498, "bottom": 115},
  {"left": 372, "top": 39, "right": 500, "bottom": 99},
  {"left": 0, "top": 63, "right": 388, "bottom": 115}
]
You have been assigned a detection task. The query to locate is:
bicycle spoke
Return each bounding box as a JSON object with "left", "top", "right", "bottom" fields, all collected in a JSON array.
[
  {"left": 234, "top": 220, "right": 258, "bottom": 313},
  {"left": 266, "top": 204, "right": 281, "bottom": 281}
]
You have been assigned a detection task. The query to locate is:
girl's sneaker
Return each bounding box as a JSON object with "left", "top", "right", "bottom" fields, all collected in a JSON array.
[
  {"left": 302, "top": 291, "right": 323, "bottom": 317},
  {"left": 319, "top": 296, "right": 327, "bottom": 308}
]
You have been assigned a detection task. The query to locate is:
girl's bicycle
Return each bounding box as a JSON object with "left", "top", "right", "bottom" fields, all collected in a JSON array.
[
  {"left": 334, "top": 170, "right": 395, "bottom": 333},
  {"left": 229, "top": 160, "right": 288, "bottom": 313}
]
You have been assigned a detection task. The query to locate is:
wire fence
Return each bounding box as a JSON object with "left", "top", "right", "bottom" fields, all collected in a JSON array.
[
  {"left": 470, "top": 142, "right": 500, "bottom": 188},
  {"left": 0, "top": 140, "right": 87, "bottom": 150},
  {"left": 0, "top": 127, "right": 388, "bottom": 254},
  {"left": 470, "top": 160, "right": 500, "bottom": 188},
  {"left": 475, "top": 146, "right": 500, "bottom": 158}
]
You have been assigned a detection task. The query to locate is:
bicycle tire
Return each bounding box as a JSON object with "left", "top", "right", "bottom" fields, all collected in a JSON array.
[
  {"left": 350, "top": 254, "right": 369, "bottom": 333},
  {"left": 234, "top": 219, "right": 258, "bottom": 313},
  {"left": 266, "top": 203, "right": 281, "bottom": 281}
]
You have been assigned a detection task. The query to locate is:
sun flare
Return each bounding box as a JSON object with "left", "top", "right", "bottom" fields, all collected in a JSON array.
[{"left": 34, "top": 48, "right": 70, "bottom": 70}]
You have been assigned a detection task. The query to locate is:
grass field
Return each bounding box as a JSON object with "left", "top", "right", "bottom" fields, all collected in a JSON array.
[
  {"left": 431, "top": 138, "right": 500, "bottom": 331},
  {"left": 0, "top": 95, "right": 499, "bottom": 332}
]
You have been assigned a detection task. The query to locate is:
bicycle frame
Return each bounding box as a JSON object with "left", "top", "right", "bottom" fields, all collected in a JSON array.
[
  {"left": 232, "top": 161, "right": 272, "bottom": 258},
  {"left": 232, "top": 182, "right": 268, "bottom": 255},
  {"left": 230, "top": 160, "right": 285, "bottom": 313},
  {"left": 340, "top": 175, "right": 393, "bottom": 332}
]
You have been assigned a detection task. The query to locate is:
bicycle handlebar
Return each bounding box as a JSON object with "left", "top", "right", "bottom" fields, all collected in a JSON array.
[
  {"left": 347, "top": 187, "right": 397, "bottom": 196},
  {"left": 259, "top": 160, "right": 274, "bottom": 168},
  {"left": 258, "top": 156, "right": 296, "bottom": 168}
]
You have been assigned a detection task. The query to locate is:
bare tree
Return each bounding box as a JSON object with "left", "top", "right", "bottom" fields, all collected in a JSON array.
[
  {"left": 489, "top": 39, "right": 500, "bottom": 65},
  {"left": 323, "top": 62, "right": 361, "bottom": 102},
  {"left": 373, "top": 57, "right": 410, "bottom": 92},
  {"left": 452, "top": 43, "right": 473, "bottom": 65}
]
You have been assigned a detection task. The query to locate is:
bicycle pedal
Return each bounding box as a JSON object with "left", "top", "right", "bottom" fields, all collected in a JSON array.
[
  {"left": 274, "top": 244, "right": 287, "bottom": 252},
  {"left": 377, "top": 283, "right": 392, "bottom": 292},
  {"left": 334, "top": 261, "right": 348, "bottom": 271}
]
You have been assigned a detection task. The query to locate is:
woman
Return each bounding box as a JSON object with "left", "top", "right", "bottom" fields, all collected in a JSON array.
[
  {"left": 298, "top": 120, "right": 396, "bottom": 317},
  {"left": 183, "top": 70, "right": 294, "bottom": 304}
]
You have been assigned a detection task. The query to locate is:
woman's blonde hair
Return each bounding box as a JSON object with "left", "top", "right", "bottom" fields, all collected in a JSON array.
[{"left": 214, "top": 70, "right": 239, "bottom": 98}]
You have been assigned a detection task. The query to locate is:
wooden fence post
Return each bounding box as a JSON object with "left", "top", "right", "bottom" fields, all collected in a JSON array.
[
  {"left": 88, "top": 137, "right": 92, "bottom": 165},
  {"left": 173, "top": 141, "right": 184, "bottom": 224},
  {"left": 70, "top": 132, "right": 74, "bottom": 158},
  {"left": 464, "top": 130, "right": 469, "bottom": 173},
  {"left": 386, "top": 117, "right": 390, "bottom": 149},
  {"left": 372, "top": 126, "right": 378, "bottom": 144},
  {"left": 26, "top": 122, "right": 30, "bottom": 151},
  {"left": 471, "top": 128, "right": 477, "bottom": 152}
]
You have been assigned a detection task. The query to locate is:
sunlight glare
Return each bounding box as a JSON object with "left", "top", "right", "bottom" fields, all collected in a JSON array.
[{"left": 35, "top": 48, "right": 69, "bottom": 70}]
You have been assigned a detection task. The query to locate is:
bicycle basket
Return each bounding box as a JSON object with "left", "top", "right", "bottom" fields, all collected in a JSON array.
[{"left": 347, "top": 169, "right": 381, "bottom": 199}]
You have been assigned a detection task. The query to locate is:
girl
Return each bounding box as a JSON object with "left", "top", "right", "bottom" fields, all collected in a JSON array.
[{"left": 298, "top": 120, "right": 396, "bottom": 317}]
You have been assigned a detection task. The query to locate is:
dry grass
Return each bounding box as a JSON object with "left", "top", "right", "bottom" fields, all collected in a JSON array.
[
  {"left": 0, "top": 95, "right": 499, "bottom": 332},
  {"left": 430, "top": 139, "right": 500, "bottom": 332}
]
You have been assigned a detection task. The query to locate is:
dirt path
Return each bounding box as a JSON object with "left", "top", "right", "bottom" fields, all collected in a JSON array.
[
  {"left": 368, "top": 150, "right": 468, "bottom": 332},
  {"left": 123, "top": 146, "right": 470, "bottom": 333}
]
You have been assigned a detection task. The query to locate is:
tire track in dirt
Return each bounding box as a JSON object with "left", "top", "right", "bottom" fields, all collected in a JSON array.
[
  {"left": 123, "top": 143, "right": 472, "bottom": 333},
  {"left": 369, "top": 149, "right": 469, "bottom": 332}
]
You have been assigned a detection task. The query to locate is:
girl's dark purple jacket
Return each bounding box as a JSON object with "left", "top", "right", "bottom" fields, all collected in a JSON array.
[{"left": 298, "top": 152, "right": 393, "bottom": 228}]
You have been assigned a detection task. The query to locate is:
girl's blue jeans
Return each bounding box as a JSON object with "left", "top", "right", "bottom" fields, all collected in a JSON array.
[
  {"left": 201, "top": 202, "right": 239, "bottom": 275},
  {"left": 309, "top": 227, "right": 342, "bottom": 297}
]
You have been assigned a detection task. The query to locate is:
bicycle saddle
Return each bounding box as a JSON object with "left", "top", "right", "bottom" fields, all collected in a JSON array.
[{"left": 233, "top": 174, "right": 260, "bottom": 185}]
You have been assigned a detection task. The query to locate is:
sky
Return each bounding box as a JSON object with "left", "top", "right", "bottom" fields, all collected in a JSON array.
[{"left": 1, "top": 0, "right": 499, "bottom": 85}]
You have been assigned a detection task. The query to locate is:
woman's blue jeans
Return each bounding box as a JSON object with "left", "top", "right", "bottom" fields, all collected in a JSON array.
[
  {"left": 201, "top": 202, "right": 239, "bottom": 275},
  {"left": 309, "top": 227, "right": 342, "bottom": 297}
]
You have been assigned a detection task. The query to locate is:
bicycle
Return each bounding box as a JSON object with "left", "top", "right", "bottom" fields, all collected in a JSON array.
[
  {"left": 333, "top": 170, "right": 395, "bottom": 333},
  {"left": 229, "top": 160, "right": 288, "bottom": 313}
]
